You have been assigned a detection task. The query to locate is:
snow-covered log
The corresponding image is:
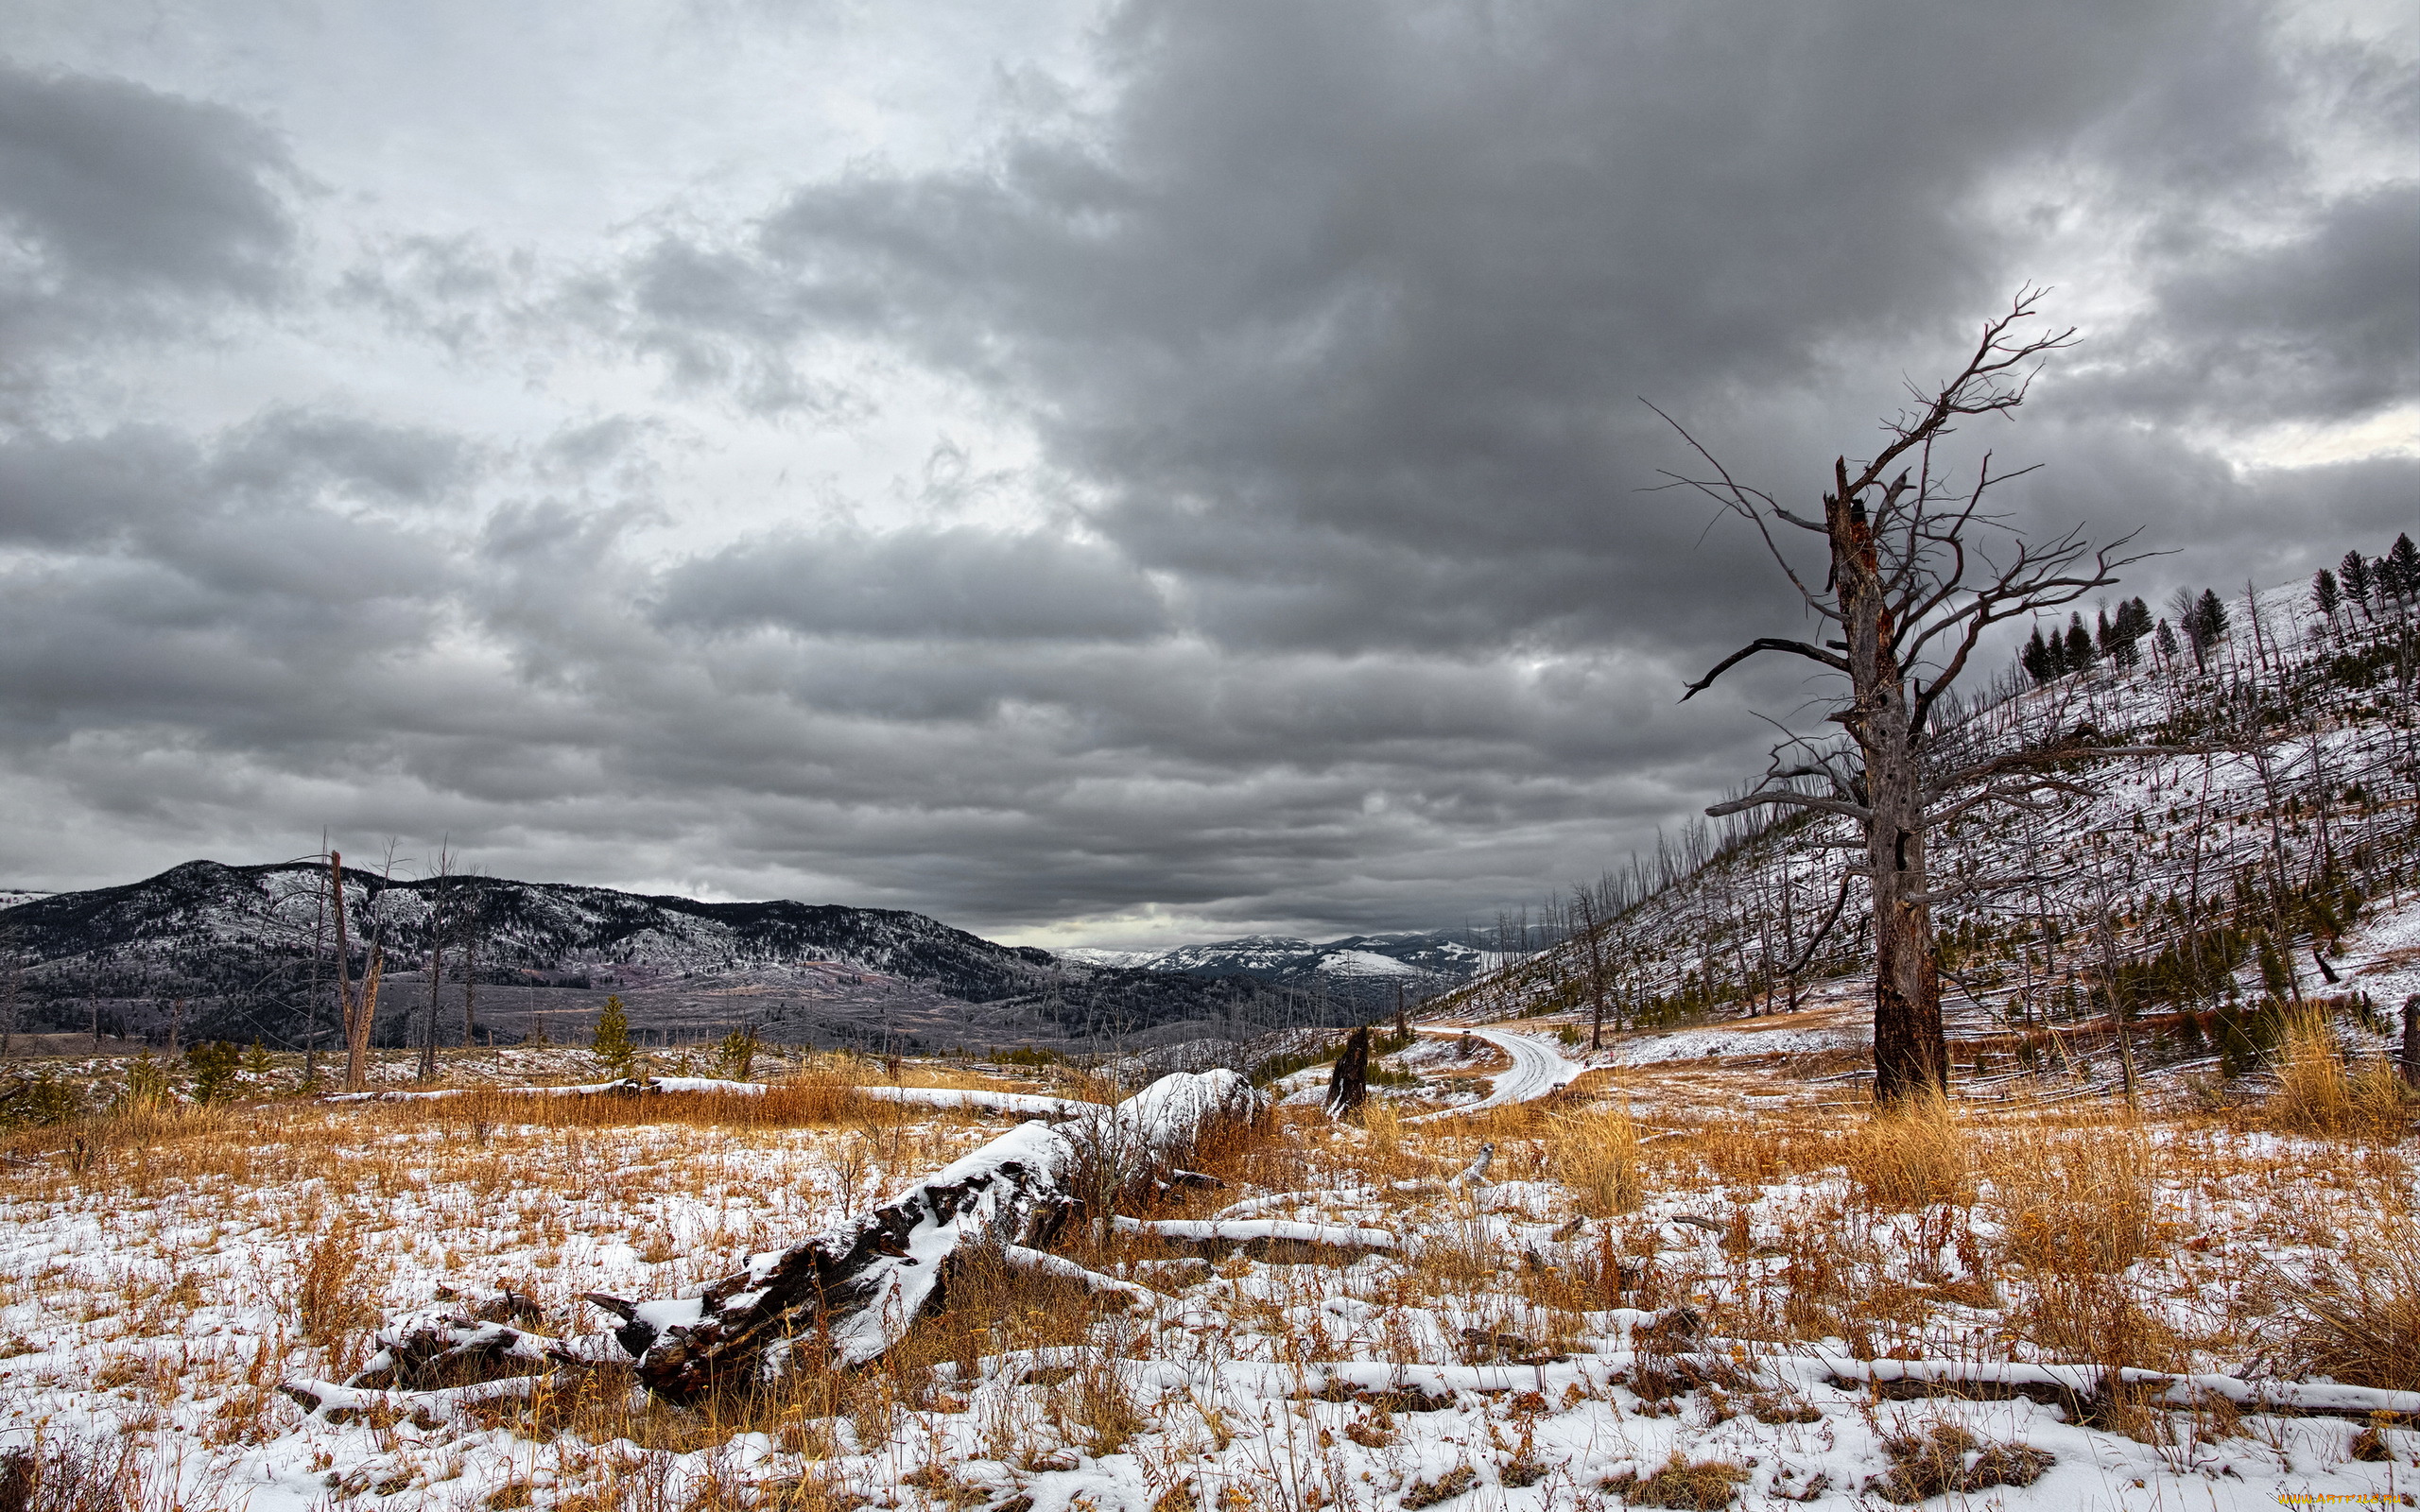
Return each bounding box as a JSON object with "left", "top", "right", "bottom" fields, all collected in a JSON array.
[
  {"left": 322, "top": 1074, "right": 769, "bottom": 1105},
  {"left": 856, "top": 1086, "right": 1097, "bottom": 1119},
  {"left": 281, "top": 1374, "right": 543, "bottom": 1426},
  {"left": 998, "top": 1245, "right": 1163, "bottom": 1308},
  {"left": 1111, "top": 1215, "right": 1397, "bottom": 1254},
  {"left": 345, "top": 1309, "right": 567, "bottom": 1390},
  {"left": 596, "top": 1070, "right": 1264, "bottom": 1400},
  {"left": 1822, "top": 1355, "right": 2420, "bottom": 1421}
]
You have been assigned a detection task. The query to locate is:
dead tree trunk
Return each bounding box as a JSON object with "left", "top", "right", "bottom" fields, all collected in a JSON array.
[
  {"left": 1324, "top": 1026, "right": 1371, "bottom": 1122},
  {"left": 1575, "top": 886, "right": 1611, "bottom": 1049},
  {"left": 331, "top": 851, "right": 364, "bottom": 1092},
  {"left": 1826, "top": 466, "right": 1947, "bottom": 1101}
]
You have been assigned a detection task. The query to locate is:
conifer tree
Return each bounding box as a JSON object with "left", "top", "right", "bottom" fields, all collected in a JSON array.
[
  {"left": 2065, "top": 611, "right": 2095, "bottom": 672},
  {"left": 2195, "top": 588, "right": 2230, "bottom": 647},
  {"left": 592, "top": 995, "right": 635, "bottom": 1075},
  {"left": 2022, "top": 626, "right": 2054, "bottom": 685},
  {"left": 2342, "top": 550, "right": 2373, "bottom": 620},
  {"left": 2386, "top": 532, "right": 2418, "bottom": 609},
  {"left": 2313, "top": 567, "right": 2341, "bottom": 624}
]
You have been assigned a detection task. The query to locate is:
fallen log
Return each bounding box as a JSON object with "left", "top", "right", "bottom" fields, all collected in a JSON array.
[
  {"left": 1111, "top": 1214, "right": 1397, "bottom": 1256},
  {"left": 323, "top": 1075, "right": 769, "bottom": 1104},
  {"left": 1821, "top": 1355, "right": 2420, "bottom": 1422},
  {"left": 596, "top": 1069, "right": 1262, "bottom": 1400},
  {"left": 856, "top": 1086, "right": 1097, "bottom": 1119},
  {"left": 998, "top": 1245, "right": 1164, "bottom": 1308},
  {"left": 281, "top": 1374, "right": 544, "bottom": 1427}
]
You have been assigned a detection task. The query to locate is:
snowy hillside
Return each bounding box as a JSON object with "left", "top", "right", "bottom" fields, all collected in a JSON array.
[
  {"left": 1063, "top": 930, "right": 1483, "bottom": 994},
  {"left": 1443, "top": 558, "right": 2419, "bottom": 1095},
  {"left": 0, "top": 865, "right": 1421, "bottom": 1054}
]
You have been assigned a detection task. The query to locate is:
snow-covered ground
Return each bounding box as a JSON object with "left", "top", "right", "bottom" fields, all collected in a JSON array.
[
  {"left": 1404, "top": 1028, "right": 1584, "bottom": 1122},
  {"left": 0, "top": 1052, "right": 2408, "bottom": 1511}
]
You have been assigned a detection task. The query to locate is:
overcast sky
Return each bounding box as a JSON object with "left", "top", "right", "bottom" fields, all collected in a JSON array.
[{"left": 0, "top": 0, "right": 2411, "bottom": 948}]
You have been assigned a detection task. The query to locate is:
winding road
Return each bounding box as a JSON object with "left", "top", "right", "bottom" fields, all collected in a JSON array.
[{"left": 1404, "top": 1025, "right": 1586, "bottom": 1123}]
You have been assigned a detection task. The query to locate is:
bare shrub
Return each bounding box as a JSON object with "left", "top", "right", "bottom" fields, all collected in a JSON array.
[
  {"left": 0, "top": 1434, "right": 136, "bottom": 1511},
  {"left": 2015, "top": 1270, "right": 2181, "bottom": 1372},
  {"left": 1599, "top": 1453, "right": 1749, "bottom": 1508},
  {"left": 1872, "top": 1421, "right": 2052, "bottom": 1503},
  {"left": 1399, "top": 1466, "right": 1478, "bottom": 1508},
  {"left": 2268, "top": 1010, "right": 2413, "bottom": 1138},
  {"left": 1989, "top": 1120, "right": 2158, "bottom": 1276},
  {"left": 297, "top": 1216, "right": 377, "bottom": 1347},
  {"left": 2266, "top": 1225, "right": 2420, "bottom": 1390}
]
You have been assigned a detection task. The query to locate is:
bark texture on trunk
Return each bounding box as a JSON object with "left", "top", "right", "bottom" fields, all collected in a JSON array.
[
  {"left": 331, "top": 851, "right": 365, "bottom": 1093},
  {"left": 1826, "top": 483, "right": 1947, "bottom": 1103},
  {"left": 1324, "top": 1026, "right": 1370, "bottom": 1122}
]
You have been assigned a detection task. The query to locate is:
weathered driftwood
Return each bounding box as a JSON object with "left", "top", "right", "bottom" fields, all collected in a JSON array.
[{"left": 590, "top": 1070, "right": 1262, "bottom": 1400}]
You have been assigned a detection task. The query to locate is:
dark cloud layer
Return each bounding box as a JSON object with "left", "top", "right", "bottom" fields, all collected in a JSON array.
[
  {"left": 0, "top": 3, "right": 2411, "bottom": 940},
  {"left": 0, "top": 59, "right": 298, "bottom": 405},
  {"left": 657, "top": 526, "right": 1170, "bottom": 642}
]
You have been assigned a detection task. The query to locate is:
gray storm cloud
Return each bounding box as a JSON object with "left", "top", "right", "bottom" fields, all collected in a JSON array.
[{"left": 0, "top": 0, "right": 2411, "bottom": 941}]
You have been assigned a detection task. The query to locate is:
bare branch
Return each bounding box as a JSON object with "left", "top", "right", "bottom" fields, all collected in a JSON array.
[
  {"left": 1680, "top": 638, "right": 1851, "bottom": 702},
  {"left": 1705, "top": 788, "right": 1871, "bottom": 822},
  {"left": 1778, "top": 872, "right": 1855, "bottom": 978}
]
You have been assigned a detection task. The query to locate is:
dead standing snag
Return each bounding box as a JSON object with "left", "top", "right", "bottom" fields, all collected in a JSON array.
[{"left": 1662, "top": 288, "right": 2189, "bottom": 1103}]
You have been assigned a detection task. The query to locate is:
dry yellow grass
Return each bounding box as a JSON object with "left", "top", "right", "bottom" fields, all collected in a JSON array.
[
  {"left": 2268, "top": 1009, "right": 2414, "bottom": 1139},
  {"left": 0, "top": 1054, "right": 2411, "bottom": 1509},
  {"left": 1549, "top": 1101, "right": 1642, "bottom": 1216},
  {"left": 1842, "top": 1091, "right": 1972, "bottom": 1210}
]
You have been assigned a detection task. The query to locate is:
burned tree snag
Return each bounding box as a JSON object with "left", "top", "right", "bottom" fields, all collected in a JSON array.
[
  {"left": 1325, "top": 1026, "right": 1371, "bottom": 1122},
  {"left": 1664, "top": 289, "right": 2199, "bottom": 1104}
]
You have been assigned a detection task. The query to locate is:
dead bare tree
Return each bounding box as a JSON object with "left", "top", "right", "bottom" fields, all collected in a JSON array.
[
  {"left": 1662, "top": 288, "right": 2192, "bottom": 1103},
  {"left": 1572, "top": 880, "right": 1613, "bottom": 1049},
  {"left": 420, "top": 842, "right": 454, "bottom": 1082},
  {"left": 332, "top": 851, "right": 363, "bottom": 1091}
]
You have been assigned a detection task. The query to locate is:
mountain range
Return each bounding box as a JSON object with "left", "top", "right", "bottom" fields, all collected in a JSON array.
[{"left": 0, "top": 863, "right": 1479, "bottom": 1056}]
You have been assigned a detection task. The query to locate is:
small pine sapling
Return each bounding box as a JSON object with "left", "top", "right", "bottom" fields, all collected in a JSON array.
[
  {"left": 187, "top": 1041, "right": 242, "bottom": 1104},
  {"left": 592, "top": 995, "right": 636, "bottom": 1076},
  {"left": 715, "top": 1025, "right": 759, "bottom": 1081}
]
